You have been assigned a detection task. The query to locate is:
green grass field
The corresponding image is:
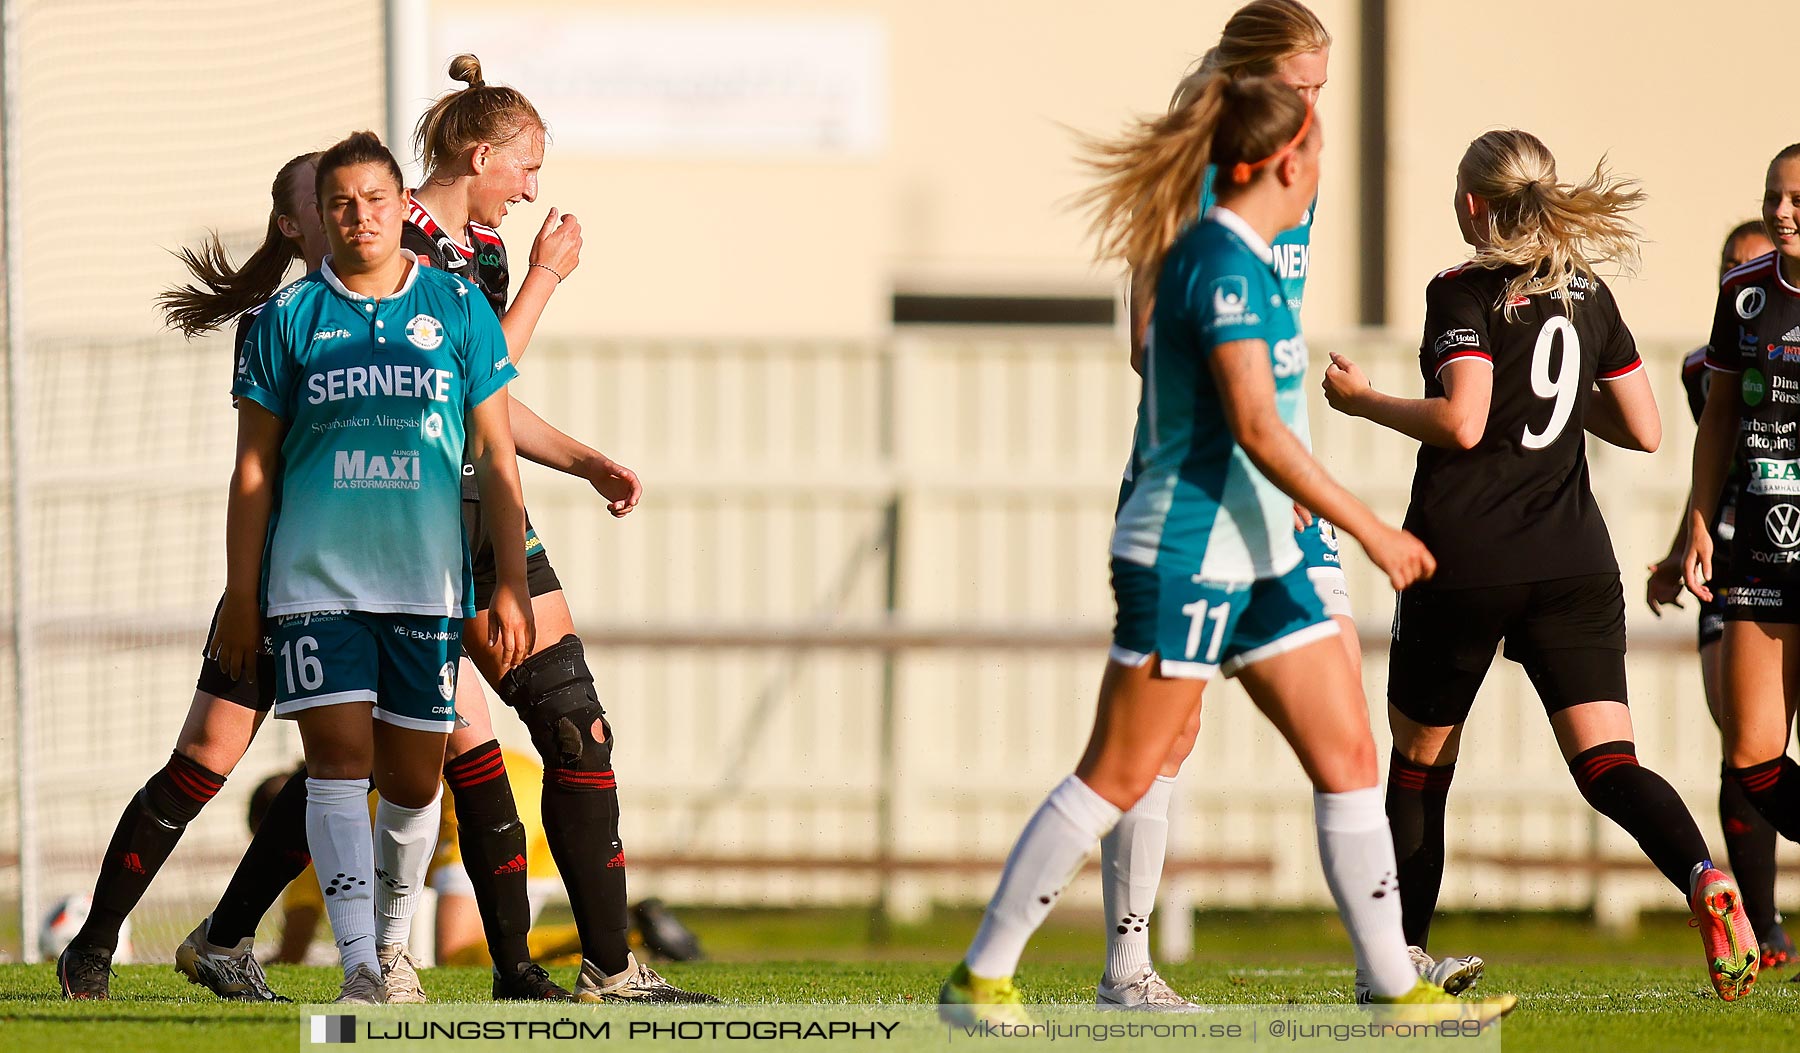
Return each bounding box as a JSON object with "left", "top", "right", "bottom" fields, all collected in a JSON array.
[{"left": 3, "top": 908, "right": 1795, "bottom": 1052}]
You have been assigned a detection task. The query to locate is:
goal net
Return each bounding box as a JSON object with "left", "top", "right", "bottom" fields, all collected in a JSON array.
[{"left": 0, "top": 0, "right": 385, "bottom": 961}]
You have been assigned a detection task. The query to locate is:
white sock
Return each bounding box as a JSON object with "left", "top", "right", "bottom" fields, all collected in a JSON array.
[
  {"left": 374, "top": 787, "right": 443, "bottom": 948},
  {"left": 305, "top": 777, "right": 378, "bottom": 977},
  {"left": 1315, "top": 787, "right": 1415, "bottom": 998},
  {"left": 1101, "top": 774, "right": 1174, "bottom": 985},
  {"left": 966, "top": 775, "right": 1122, "bottom": 979}
]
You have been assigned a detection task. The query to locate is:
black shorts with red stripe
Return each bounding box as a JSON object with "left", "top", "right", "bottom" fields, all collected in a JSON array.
[{"left": 1388, "top": 573, "right": 1628, "bottom": 727}]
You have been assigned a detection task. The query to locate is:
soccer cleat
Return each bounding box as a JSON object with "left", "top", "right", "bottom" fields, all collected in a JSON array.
[
  {"left": 634, "top": 898, "right": 705, "bottom": 961},
  {"left": 1689, "top": 868, "right": 1758, "bottom": 1000},
  {"left": 575, "top": 953, "right": 719, "bottom": 1003},
  {"left": 173, "top": 918, "right": 289, "bottom": 1002},
  {"left": 56, "top": 943, "right": 113, "bottom": 1000},
  {"left": 1369, "top": 978, "right": 1516, "bottom": 1027},
  {"left": 336, "top": 963, "right": 386, "bottom": 1005},
  {"left": 1096, "top": 964, "right": 1205, "bottom": 1011},
  {"left": 1758, "top": 923, "right": 1795, "bottom": 970},
  {"left": 1411, "top": 945, "right": 1484, "bottom": 995},
  {"left": 493, "top": 961, "right": 574, "bottom": 1001},
  {"left": 1354, "top": 946, "right": 1485, "bottom": 1003},
  {"left": 938, "top": 961, "right": 1034, "bottom": 1028},
  {"left": 377, "top": 944, "right": 428, "bottom": 1004}
]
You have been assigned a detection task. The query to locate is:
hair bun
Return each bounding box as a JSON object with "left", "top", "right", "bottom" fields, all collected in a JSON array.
[{"left": 448, "top": 53, "right": 484, "bottom": 89}]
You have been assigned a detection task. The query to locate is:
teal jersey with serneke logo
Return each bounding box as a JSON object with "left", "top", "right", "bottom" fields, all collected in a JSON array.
[
  {"left": 1199, "top": 164, "right": 1315, "bottom": 452},
  {"left": 1112, "top": 207, "right": 1309, "bottom": 580},
  {"left": 234, "top": 251, "right": 517, "bottom": 618},
  {"left": 1199, "top": 165, "right": 1313, "bottom": 312}
]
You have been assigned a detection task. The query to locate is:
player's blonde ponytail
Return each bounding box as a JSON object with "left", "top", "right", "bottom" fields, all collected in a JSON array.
[
  {"left": 157, "top": 151, "right": 319, "bottom": 338},
  {"left": 413, "top": 53, "right": 545, "bottom": 178},
  {"left": 1076, "top": 75, "right": 1311, "bottom": 284},
  {"left": 1172, "top": 0, "right": 1330, "bottom": 109},
  {"left": 1459, "top": 129, "right": 1644, "bottom": 315}
]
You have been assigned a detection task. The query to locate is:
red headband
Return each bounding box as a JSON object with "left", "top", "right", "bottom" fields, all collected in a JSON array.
[{"left": 1228, "top": 102, "right": 1315, "bottom": 185}]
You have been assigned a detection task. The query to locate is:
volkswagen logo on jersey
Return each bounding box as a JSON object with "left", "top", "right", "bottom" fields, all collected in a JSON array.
[
  {"left": 406, "top": 314, "right": 445, "bottom": 350},
  {"left": 1765, "top": 503, "right": 1800, "bottom": 549},
  {"left": 1738, "top": 286, "right": 1768, "bottom": 320}
]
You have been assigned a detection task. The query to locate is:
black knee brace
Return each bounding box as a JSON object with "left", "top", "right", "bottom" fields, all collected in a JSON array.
[{"left": 498, "top": 635, "right": 613, "bottom": 771}]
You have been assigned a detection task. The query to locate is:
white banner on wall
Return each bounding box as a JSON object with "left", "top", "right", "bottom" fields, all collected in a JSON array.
[{"left": 428, "top": 12, "right": 888, "bottom": 157}]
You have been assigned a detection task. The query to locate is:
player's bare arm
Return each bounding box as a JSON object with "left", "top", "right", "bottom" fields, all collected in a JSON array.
[
  {"left": 498, "top": 208, "right": 581, "bottom": 365},
  {"left": 1685, "top": 369, "right": 1742, "bottom": 600},
  {"left": 467, "top": 389, "right": 535, "bottom": 670},
  {"left": 212, "top": 401, "right": 283, "bottom": 681},
  {"left": 508, "top": 397, "right": 641, "bottom": 517},
  {"left": 1584, "top": 368, "right": 1661, "bottom": 452},
  {"left": 1323, "top": 351, "right": 1492, "bottom": 449},
  {"left": 1210, "top": 336, "right": 1435, "bottom": 591}
]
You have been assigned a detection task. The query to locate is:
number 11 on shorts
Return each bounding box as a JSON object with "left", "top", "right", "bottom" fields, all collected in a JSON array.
[{"left": 1182, "top": 586, "right": 1231, "bottom": 662}]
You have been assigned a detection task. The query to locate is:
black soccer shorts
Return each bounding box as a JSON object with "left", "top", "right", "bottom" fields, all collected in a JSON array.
[
  {"left": 194, "top": 593, "right": 277, "bottom": 711},
  {"left": 1388, "top": 573, "right": 1628, "bottom": 727},
  {"left": 463, "top": 500, "right": 564, "bottom": 613}
]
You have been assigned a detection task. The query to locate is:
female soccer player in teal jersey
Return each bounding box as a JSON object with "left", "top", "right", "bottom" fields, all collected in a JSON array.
[
  {"left": 940, "top": 74, "right": 1516, "bottom": 1026},
  {"left": 1103, "top": 1, "right": 1480, "bottom": 1008},
  {"left": 213, "top": 131, "right": 531, "bottom": 1005},
  {"left": 1329, "top": 129, "right": 1756, "bottom": 1001}
]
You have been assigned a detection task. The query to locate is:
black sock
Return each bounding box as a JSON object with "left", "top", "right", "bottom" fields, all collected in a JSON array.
[
  {"left": 74, "top": 752, "right": 225, "bottom": 953},
  {"left": 1727, "top": 756, "right": 1800, "bottom": 844},
  {"left": 543, "top": 765, "right": 632, "bottom": 974},
  {"left": 1570, "top": 741, "right": 1710, "bottom": 893},
  {"left": 206, "top": 766, "right": 313, "bottom": 947},
  {"left": 1386, "top": 750, "right": 1454, "bottom": 950},
  {"left": 1719, "top": 762, "right": 1781, "bottom": 936},
  {"left": 443, "top": 740, "right": 534, "bottom": 969}
]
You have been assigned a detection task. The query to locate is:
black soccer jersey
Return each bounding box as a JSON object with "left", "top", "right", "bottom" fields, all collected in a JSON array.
[
  {"left": 1704, "top": 251, "right": 1800, "bottom": 587},
  {"left": 1401, "top": 263, "right": 1643, "bottom": 590},
  {"left": 403, "top": 197, "right": 512, "bottom": 500},
  {"left": 403, "top": 197, "right": 510, "bottom": 316}
]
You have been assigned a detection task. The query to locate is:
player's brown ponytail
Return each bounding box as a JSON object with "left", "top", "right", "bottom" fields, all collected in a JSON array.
[
  {"left": 413, "top": 53, "right": 545, "bottom": 178},
  {"left": 1459, "top": 129, "right": 1644, "bottom": 315},
  {"left": 1076, "top": 75, "right": 1311, "bottom": 285},
  {"left": 157, "top": 151, "right": 319, "bottom": 338}
]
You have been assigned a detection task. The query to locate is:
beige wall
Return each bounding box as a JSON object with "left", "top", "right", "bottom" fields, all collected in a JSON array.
[
  {"left": 1390, "top": 0, "right": 1790, "bottom": 345},
  {"left": 418, "top": 1, "right": 1787, "bottom": 346},
  {"left": 422, "top": 0, "right": 1366, "bottom": 340}
]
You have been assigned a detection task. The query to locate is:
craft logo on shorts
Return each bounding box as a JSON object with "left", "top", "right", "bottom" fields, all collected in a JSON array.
[
  {"left": 1767, "top": 503, "right": 1800, "bottom": 549},
  {"left": 1210, "top": 276, "right": 1256, "bottom": 326},
  {"left": 333, "top": 449, "right": 421, "bottom": 490},
  {"left": 1318, "top": 518, "right": 1341, "bottom": 554},
  {"left": 438, "top": 661, "right": 456, "bottom": 701},
  {"left": 1743, "top": 367, "right": 1768, "bottom": 407},
  {"left": 406, "top": 313, "right": 445, "bottom": 350},
  {"left": 423, "top": 412, "right": 443, "bottom": 440},
  {"left": 1738, "top": 286, "right": 1768, "bottom": 320}
]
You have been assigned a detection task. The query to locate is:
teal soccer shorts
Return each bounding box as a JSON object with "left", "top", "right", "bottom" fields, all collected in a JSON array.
[
  {"left": 1109, "top": 558, "right": 1336, "bottom": 679},
  {"left": 269, "top": 610, "right": 462, "bottom": 731}
]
